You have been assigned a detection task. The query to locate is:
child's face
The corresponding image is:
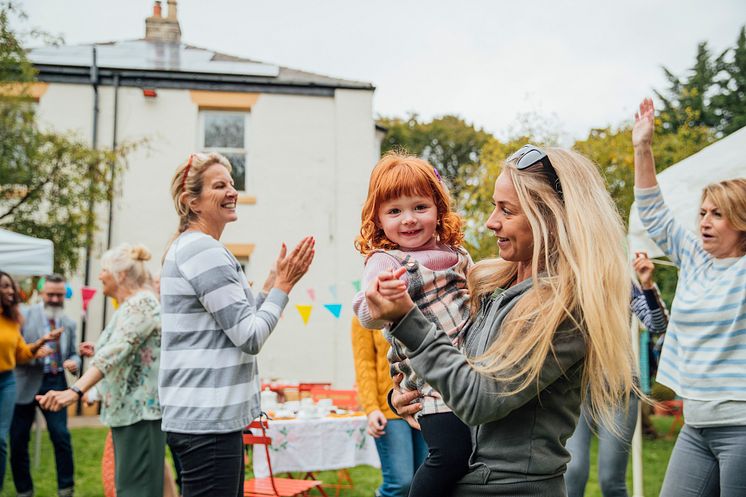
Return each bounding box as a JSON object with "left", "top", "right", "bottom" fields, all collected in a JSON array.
[{"left": 376, "top": 194, "right": 439, "bottom": 250}]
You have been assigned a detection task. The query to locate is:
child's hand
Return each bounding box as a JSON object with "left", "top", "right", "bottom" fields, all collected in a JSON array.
[{"left": 366, "top": 268, "right": 415, "bottom": 322}]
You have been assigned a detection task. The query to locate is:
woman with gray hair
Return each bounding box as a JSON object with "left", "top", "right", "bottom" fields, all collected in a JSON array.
[{"left": 37, "top": 243, "right": 164, "bottom": 497}]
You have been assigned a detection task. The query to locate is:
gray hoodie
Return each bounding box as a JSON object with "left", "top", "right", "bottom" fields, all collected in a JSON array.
[{"left": 391, "top": 278, "right": 586, "bottom": 490}]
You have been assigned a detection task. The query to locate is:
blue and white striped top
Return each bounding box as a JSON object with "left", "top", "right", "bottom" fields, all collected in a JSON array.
[
  {"left": 635, "top": 185, "right": 746, "bottom": 402},
  {"left": 159, "top": 231, "right": 289, "bottom": 433}
]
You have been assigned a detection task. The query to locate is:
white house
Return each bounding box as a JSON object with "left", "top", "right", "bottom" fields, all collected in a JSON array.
[{"left": 26, "top": 0, "right": 378, "bottom": 387}]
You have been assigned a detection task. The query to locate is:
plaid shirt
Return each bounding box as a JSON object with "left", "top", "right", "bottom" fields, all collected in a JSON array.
[{"left": 381, "top": 247, "right": 472, "bottom": 416}]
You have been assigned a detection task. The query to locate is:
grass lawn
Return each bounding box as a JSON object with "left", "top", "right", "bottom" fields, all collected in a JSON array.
[{"left": 2, "top": 417, "right": 680, "bottom": 497}]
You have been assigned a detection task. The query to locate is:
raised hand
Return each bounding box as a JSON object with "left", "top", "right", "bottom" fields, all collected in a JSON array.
[
  {"left": 365, "top": 268, "right": 415, "bottom": 323},
  {"left": 274, "top": 236, "right": 315, "bottom": 294},
  {"left": 632, "top": 98, "right": 655, "bottom": 148},
  {"left": 633, "top": 251, "right": 655, "bottom": 289}
]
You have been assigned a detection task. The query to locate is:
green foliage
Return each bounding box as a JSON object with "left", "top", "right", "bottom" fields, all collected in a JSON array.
[
  {"left": 0, "top": 3, "right": 134, "bottom": 275},
  {"left": 712, "top": 27, "right": 746, "bottom": 135},
  {"left": 377, "top": 114, "right": 492, "bottom": 208},
  {"left": 656, "top": 26, "right": 746, "bottom": 137}
]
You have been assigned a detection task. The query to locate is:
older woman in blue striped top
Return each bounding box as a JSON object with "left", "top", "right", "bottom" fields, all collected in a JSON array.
[
  {"left": 159, "top": 153, "right": 314, "bottom": 497},
  {"left": 633, "top": 98, "right": 746, "bottom": 497}
]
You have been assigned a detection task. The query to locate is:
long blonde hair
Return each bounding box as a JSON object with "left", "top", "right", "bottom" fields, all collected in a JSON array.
[
  {"left": 469, "top": 148, "right": 637, "bottom": 428},
  {"left": 163, "top": 152, "right": 233, "bottom": 258}
]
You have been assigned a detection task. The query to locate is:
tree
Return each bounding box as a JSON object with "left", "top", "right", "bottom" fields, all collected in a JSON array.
[
  {"left": 655, "top": 42, "right": 719, "bottom": 133},
  {"left": 377, "top": 114, "right": 492, "bottom": 208},
  {"left": 0, "top": 3, "right": 132, "bottom": 274},
  {"left": 712, "top": 26, "right": 746, "bottom": 135}
]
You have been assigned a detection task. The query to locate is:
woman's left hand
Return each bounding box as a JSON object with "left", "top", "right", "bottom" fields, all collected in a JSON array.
[
  {"left": 36, "top": 389, "right": 78, "bottom": 412},
  {"left": 365, "top": 267, "right": 415, "bottom": 323}
]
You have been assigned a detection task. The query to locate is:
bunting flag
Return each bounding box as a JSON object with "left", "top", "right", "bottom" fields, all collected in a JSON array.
[
  {"left": 324, "top": 304, "right": 342, "bottom": 318},
  {"left": 352, "top": 280, "right": 361, "bottom": 293},
  {"left": 65, "top": 284, "right": 73, "bottom": 299},
  {"left": 81, "top": 286, "right": 97, "bottom": 312},
  {"left": 307, "top": 288, "right": 316, "bottom": 302},
  {"left": 329, "top": 284, "right": 338, "bottom": 300},
  {"left": 111, "top": 298, "right": 119, "bottom": 310},
  {"left": 296, "top": 305, "right": 313, "bottom": 325},
  {"left": 37, "top": 277, "right": 46, "bottom": 291}
]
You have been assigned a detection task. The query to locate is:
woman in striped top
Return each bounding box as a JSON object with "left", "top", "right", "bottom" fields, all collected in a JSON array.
[
  {"left": 633, "top": 98, "right": 746, "bottom": 497},
  {"left": 159, "top": 153, "right": 315, "bottom": 497}
]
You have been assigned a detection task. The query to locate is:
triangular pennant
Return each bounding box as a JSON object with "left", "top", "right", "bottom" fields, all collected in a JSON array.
[
  {"left": 81, "top": 286, "right": 97, "bottom": 312},
  {"left": 111, "top": 298, "right": 119, "bottom": 310},
  {"left": 307, "top": 288, "right": 316, "bottom": 302},
  {"left": 324, "top": 304, "right": 342, "bottom": 318},
  {"left": 352, "top": 280, "right": 361, "bottom": 293},
  {"left": 329, "top": 284, "right": 338, "bottom": 300},
  {"left": 296, "top": 304, "right": 313, "bottom": 325}
]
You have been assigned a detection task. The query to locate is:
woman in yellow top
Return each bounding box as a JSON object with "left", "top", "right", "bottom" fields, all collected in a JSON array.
[
  {"left": 0, "top": 270, "right": 60, "bottom": 493},
  {"left": 351, "top": 317, "right": 427, "bottom": 497}
]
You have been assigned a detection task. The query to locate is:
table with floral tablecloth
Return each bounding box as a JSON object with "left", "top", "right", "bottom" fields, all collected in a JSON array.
[{"left": 252, "top": 415, "right": 381, "bottom": 478}]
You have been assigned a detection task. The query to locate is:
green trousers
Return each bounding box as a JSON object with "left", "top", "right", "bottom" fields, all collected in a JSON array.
[{"left": 111, "top": 419, "right": 166, "bottom": 497}]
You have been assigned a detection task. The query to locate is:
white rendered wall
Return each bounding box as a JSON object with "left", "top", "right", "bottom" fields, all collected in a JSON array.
[{"left": 35, "top": 83, "right": 375, "bottom": 388}]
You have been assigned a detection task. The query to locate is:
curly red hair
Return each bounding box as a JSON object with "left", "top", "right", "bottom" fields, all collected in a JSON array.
[{"left": 355, "top": 152, "right": 464, "bottom": 256}]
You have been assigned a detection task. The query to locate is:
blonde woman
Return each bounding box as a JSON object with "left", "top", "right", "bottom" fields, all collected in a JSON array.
[
  {"left": 633, "top": 98, "right": 746, "bottom": 497},
  {"left": 372, "top": 145, "right": 638, "bottom": 496},
  {"left": 38, "top": 244, "right": 163, "bottom": 497},
  {"left": 159, "top": 153, "right": 314, "bottom": 497}
]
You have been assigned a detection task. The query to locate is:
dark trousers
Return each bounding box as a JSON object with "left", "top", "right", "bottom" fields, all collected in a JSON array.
[
  {"left": 166, "top": 430, "right": 245, "bottom": 497},
  {"left": 409, "top": 412, "right": 472, "bottom": 497},
  {"left": 10, "top": 373, "right": 74, "bottom": 493}
]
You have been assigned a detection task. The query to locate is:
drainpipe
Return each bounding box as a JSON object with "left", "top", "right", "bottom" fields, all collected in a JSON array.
[{"left": 101, "top": 73, "right": 119, "bottom": 329}]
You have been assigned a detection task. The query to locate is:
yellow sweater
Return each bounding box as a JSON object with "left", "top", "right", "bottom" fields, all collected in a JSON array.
[
  {"left": 0, "top": 315, "right": 33, "bottom": 372},
  {"left": 351, "top": 317, "right": 398, "bottom": 419}
]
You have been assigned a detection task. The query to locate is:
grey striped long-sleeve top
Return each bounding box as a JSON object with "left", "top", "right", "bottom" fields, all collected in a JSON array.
[{"left": 159, "top": 231, "right": 288, "bottom": 433}]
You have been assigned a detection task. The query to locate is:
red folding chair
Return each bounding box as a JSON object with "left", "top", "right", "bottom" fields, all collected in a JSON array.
[{"left": 243, "top": 417, "right": 324, "bottom": 497}]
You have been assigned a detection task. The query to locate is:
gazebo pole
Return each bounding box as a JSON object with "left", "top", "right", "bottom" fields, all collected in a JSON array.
[{"left": 630, "top": 315, "right": 644, "bottom": 497}]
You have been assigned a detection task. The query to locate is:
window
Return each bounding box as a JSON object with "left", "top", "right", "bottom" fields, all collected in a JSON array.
[{"left": 200, "top": 111, "right": 249, "bottom": 191}]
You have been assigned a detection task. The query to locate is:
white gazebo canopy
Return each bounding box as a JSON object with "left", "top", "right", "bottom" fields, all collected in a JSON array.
[
  {"left": 628, "top": 125, "right": 746, "bottom": 257},
  {"left": 0, "top": 228, "right": 54, "bottom": 276}
]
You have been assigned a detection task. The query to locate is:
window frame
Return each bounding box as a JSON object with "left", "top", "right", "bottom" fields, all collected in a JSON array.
[{"left": 198, "top": 110, "right": 251, "bottom": 193}]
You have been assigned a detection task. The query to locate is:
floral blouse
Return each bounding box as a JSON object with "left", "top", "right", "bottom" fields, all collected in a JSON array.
[{"left": 91, "top": 290, "right": 161, "bottom": 428}]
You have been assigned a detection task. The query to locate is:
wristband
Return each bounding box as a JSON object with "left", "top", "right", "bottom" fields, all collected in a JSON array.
[
  {"left": 386, "top": 389, "right": 400, "bottom": 416},
  {"left": 69, "top": 385, "right": 83, "bottom": 398}
]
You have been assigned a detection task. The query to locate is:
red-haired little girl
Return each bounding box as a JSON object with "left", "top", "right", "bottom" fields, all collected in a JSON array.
[{"left": 353, "top": 152, "right": 472, "bottom": 497}]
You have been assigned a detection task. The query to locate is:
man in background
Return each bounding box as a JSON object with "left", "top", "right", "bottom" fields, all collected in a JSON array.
[{"left": 11, "top": 274, "right": 80, "bottom": 497}]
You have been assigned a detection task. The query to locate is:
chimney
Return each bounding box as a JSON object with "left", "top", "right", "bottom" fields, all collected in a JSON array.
[
  {"left": 167, "top": 0, "right": 178, "bottom": 20},
  {"left": 145, "top": 0, "right": 181, "bottom": 43}
]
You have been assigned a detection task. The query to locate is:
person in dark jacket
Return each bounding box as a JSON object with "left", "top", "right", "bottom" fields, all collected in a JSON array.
[{"left": 369, "top": 145, "right": 640, "bottom": 496}]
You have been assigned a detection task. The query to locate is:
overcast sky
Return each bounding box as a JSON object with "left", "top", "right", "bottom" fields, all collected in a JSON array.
[{"left": 15, "top": 0, "right": 746, "bottom": 143}]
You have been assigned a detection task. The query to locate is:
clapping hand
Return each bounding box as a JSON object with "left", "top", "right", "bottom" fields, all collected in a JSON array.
[
  {"left": 273, "top": 236, "right": 315, "bottom": 294},
  {"left": 632, "top": 98, "right": 655, "bottom": 148},
  {"left": 365, "top": 267, "right": 415, "bottom": 323}
]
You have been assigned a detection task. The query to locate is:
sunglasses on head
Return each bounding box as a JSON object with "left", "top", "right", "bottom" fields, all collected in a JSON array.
[{"left": 508, "top": 144, "right": 564, "bottom": 200}]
